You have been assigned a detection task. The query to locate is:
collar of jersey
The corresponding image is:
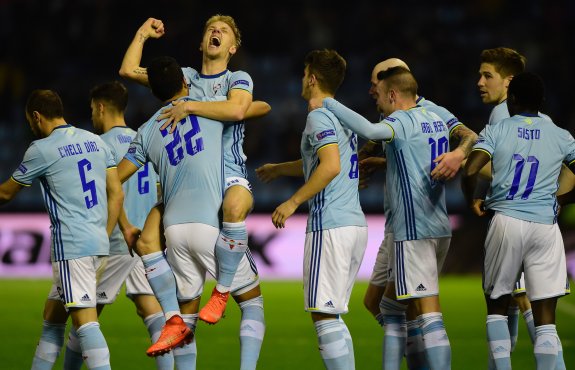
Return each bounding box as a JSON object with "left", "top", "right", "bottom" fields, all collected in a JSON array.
[
  {"left": 517, "top": 112, "right": 539, "bottom": 117},
  {"left": 53, "top": 124, "right": 71, "bottom": 130},
  {"left": 199, "top": 69, "right": 229, "bottom": 79}
]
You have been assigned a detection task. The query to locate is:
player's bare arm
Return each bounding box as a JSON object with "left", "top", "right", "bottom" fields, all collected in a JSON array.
[
  {"left": 105, "top": 167, "right": 125, "bottom": 237},
  {"left": 0, "top": 178, "right": 24, "bottom": 205},
  {"left": 255, "top": 159, "right": 303, "bottom": 183},
  {"left": 159, "top": 87, "right": 253, "bottom": 132},
  {"left": 272, "top": 145, "right": 340, "bottom": 229},
  {"left": 431, "top": 124, "right": 478, "bottom": 181},
  {"left": 119, "top": 17, "right": 165, "bottom": 86},
  {"left": 461, "top": 149, "right": 491, "bottom": 217}
]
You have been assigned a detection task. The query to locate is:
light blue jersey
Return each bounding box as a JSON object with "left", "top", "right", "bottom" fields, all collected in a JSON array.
[
  {"left": 322, "top": 98, "right": 451, "bottom": 241},
  {"left": 474, "top": 114, "right": 575, "bottom": 224},
  {"left": 381, "top": 97, "right": 463, "bottom": 233},
  {"left": 11, "top": 125, "right": 115, "bottom": 261},
  {"left": 100, "top": 126, "right": 158, "bottom": 255},
  {"left": 301, "top": 108, "right": 366, "bottom": 233},
  {"left": 125, "top": 97, "right": 224, "bottom": 229},
  {"left": 182, "top": 67, "right": 253, "bottom": 179},
  {"left": 488, "top": 100, "right": 551, "bottom": 126}
]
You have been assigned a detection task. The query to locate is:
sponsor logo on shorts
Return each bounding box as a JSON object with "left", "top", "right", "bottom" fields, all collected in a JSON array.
[
  {"left": 324, "top": 300, "right": 334, "bottom": 308},
  {"left": 97, "top": 292, "right": 108, "bottom": 299},
  {"left": 416, "top": 283, "right": 427, "bottom": 292},
  {"left": 80, "top": 294, "right": 91, "bottom": 302}
]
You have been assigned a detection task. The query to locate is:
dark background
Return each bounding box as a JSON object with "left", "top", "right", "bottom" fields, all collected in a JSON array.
[{"left": 1, "top": 0, "right": 575, "bottom": 271}]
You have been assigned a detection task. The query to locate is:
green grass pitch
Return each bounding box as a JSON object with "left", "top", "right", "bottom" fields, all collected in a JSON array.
[{"left": 1, "top": 276, "right": 573, "bottom": 369}]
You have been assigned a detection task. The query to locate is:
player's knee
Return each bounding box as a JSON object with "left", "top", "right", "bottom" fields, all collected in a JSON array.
[
  {"left": 363, "top": 293, "right": 380, "bottom": 314},
  {"left": 136, "top": 236, "right": 156, "bottom": 255},
  {"left": 223, "top": 203, "right": 249, "bottom": 222}
]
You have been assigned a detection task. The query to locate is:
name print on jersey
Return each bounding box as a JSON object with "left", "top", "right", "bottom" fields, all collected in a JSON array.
[{"left": 57, "top": 140, "right": 100, "bottom": 158}]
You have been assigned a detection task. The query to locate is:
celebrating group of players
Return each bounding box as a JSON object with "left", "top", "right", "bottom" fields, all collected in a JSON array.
[{"left": 0, "top": 12, "right": 572, "bottom": 370}]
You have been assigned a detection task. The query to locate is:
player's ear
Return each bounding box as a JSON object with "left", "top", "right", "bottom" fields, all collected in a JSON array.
[
  {"left": 228, "top": 45, "right": 237, "bottom": 56},
  {"left": 504, "top": 75, "right": 513, "bottom": 89}
]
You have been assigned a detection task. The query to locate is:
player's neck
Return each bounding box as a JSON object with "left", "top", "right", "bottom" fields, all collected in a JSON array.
[
  {"left": 43, "top": 118, "right": 68, "bottom": 137},
  {"left": 102, "top": 117, "right": 127, "bottom": 133},
  {"left": 201, "top": 57, "right": 229, "bottom": 76}
]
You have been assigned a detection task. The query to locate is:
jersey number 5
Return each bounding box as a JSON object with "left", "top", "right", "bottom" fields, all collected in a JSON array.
[{"left": 77, "top": 159, "right": 98, "bottom": 209}]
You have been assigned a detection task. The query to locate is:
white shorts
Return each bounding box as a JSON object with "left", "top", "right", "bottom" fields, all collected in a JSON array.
[
  {"left": 225, "top": 176, "right": 252, "bottom": 193},
  {"left": 125, "top": 258, "right": 154, "bottom": 297},
  {"left": 96, "top": 254, "right": 139, "bottom": 304},
  {"left": 369, "top": 233, "right": 394, "bottom": 287},
  {"left": 484, "top": 213, "right": 568, "bottom": 301},
  {"left": 51, "top": 256, "right": 107, "bottom": 309},
  {"left": 304, "top": 226, "right": 368, "bottom": 314},
  {"left": 392, "top": 237, "right": 451, "bottom": 300},
  {"left": 164, "top": 223, "right": 259, "bottom": 301}
]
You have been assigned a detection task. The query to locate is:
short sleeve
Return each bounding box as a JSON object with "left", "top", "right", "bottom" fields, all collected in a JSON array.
[
  {"left": 383, "top": 111, "right": 409, "bottom": 144},
  {"left": 307, "top": 109, "right": 338, "bottom": 154},
  {"left": 229, "top": 71, "right": 253, "bottom": 95},
  {"left": 472, "top": 125, "right": 497, "bottom": 157},
  {"left": 11, "top": 142, "right": 47, "bottom": 186},
  {"left": 124, "top": 128, "right": 146, "bottom": 169}
]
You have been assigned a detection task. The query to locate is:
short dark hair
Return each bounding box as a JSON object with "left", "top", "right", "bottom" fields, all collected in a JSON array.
[
  {"left": 90, "top": 81, "right": 128, "bottom": 112},
  {"left": 147, "top": 56, "right": 184, "bottom": 102},
  {"left": 480, "top": 47, "right": 526, "bottom": 78},
  {"left": 508, "top": 72, "right": 544, "bottom": 111},
  {"left": 304, "top": 49, "right": 346, "bottom": 95},
  {"left": 25, "top": 90, "right": 64, "bottom": 119},
  {"left": 377, "top": 66, "right": 418, "bottom": 98}
]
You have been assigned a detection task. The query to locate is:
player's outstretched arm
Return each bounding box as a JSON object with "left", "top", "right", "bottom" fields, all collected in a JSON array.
[
  {"left": 431, "top": 124, "right": 478, "bottom": 181},
  {"left": 105, "top": 167, "right": 125, "bottom": 237},
  {"left": 245, "top": 101, "right": 271, "bottom": 120},
  {"left": 461, "top": 149, "right": 491, "bottom": 217},
  {"left": 272, "top": 146, "right": 340, "bottom": 229},
  {"left": 159, "top": 88, "right": 253, "bottom": 132},
  {"left": 322, "top": 98, "right": 393, "bottom": 141},
  {"left": 256, "top": 160, "right": 303, "bottom": 183},
  {"left": 119, "top": 17, "right": 165, "bottom": 86},
  {"left": 0, "top": 178, "right": 24, "bottom": 205}
]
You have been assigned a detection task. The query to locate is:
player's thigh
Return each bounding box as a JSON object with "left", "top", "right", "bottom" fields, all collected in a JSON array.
[
  {"left": 483, "top": 213, "right": 525, "bottom": 299},
  {"left": 303, "top": 226, "right": 367, "bottom": 315},
  {"left": 137, "top": 204, "right": 164, "bottom": 254},
  {"left": 394, "top": 238, "right": 450, "bottom": 301},
  {"left": 164, "top": 223, "right": 219, "bottom": 300},
  {"left": 524, "top": 223, "right": 568, "bottom": 301},
  {"left": 96, "top": 254, "right": 138, "bottom": 304}
]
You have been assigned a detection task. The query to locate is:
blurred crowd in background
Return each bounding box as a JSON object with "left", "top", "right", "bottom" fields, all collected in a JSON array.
[{"left": 1, "top": 1, "right": 575, "bottom": 272}]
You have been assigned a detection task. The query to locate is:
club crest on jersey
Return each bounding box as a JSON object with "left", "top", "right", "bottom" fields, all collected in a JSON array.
[
  {"left": 316, "top": 129, "right": 335, "bottom": 140},
  {"left": 231, "top": 79, "right": 250, "bottom": 88},
  {"left": 212, "top": 83, "right": 222, "bottom": 95},
  {"left": 18, "top": 164, "right": 28, "bottom": 174}
]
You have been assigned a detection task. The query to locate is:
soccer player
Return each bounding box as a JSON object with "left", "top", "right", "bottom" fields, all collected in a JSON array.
[
  {"left": 0, "top": 90, "right": 123, "bottom": 370},
  {"left": 462, "top": 72, "right": 573, "bottom": 370},
  {"left": 356, "top": 58, "right": 477, "bottom": 369},
  {"left": 256, "top": 49, "right": 368, "bottom": 369},
  {"left": 477, "top": 48, "right": 549, "bottom": 364},
  {"left": 320, "top": 66, "right": 453, "bottom": 369},
  {"left": 120, "top": 15, "right": 269, "bottom": 327},
  {"left": 118, "top": 56, "right": 265, "bottom": 370},
  {"left": 64, "top": 80, "right": 172, "bottom": 369}
]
